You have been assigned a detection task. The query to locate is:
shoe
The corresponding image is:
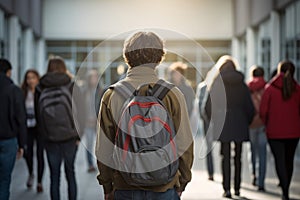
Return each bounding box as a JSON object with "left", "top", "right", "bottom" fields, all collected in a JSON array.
[
  {"left": 37, "top": 183, "right": 43, "bottom": 193},
  {"left": 208, "top": 176, "right": 214, "bottom": 181},
  {"left": 26, "top": 174, "right": 34, "bottom": 188},
  {"left": 223, "top": 190, "right": 231, "bottom": 198},
  {"left": 88, "top": 166, "right": 96, "bottom": 173},
  {"left": 252, "top": 176, "right": 257, "bottom": 186},
  {"left": 282, "top": 196, "right": 290, "bottom": 200},
  {"left": 234, "top": 190, "right": 240, "bottom": 196},
  {"left": 258, "top": 187, "right": 265, "bottom": 192},
  {"left": 278, "top": 182, "right": 281, "bottom": 187}
]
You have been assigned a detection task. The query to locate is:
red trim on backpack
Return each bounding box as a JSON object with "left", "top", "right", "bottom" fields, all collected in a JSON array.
[
  {"left": 129, "top": 101, "right": 163, "bottom": 108},
  {"left": 122, "top": 114, "right": 177, "bottom": 161}
]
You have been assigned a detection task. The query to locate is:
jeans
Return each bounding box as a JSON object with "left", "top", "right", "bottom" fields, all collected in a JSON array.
[
  {"left": 203, "top": 120, "right": 214, "bottom": 177},
  {"left": 83, "top": 127, "right": 96, "bottom": 167},
  {"left": 114, "top": 188, "right": 180, "bottom": 200},
  {"left": 248, "top": 127, "right": 267, "bottom": 188},
  {"left": 25, "top": 127, "right": 45, "bottom": 183},
  {"left": 268, "top": 138, "right": 299, "bottom": 200},
  {"left": 220, "top": 142, "right": 242, "bottom": 192},
  {"left": 45, "top": 139, "right": 78, "bottom": 200},
  {"left": 0, "top": 138, "right": 18, "bottom": 200}
]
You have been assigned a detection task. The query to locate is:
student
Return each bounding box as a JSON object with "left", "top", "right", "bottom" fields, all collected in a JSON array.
[
  {"left": 260, "top": 60, "right": 300, "bottom": 200},
  {"left": 247, "top": 66, "right": 267, "bottom": 191},
  {"left": 95, "top": 31, "right": 194, "bottom": 200},
  {"left": 82, "top": 69, "right": 101, "bottom": 172},
  {"left": 35, "top": 57, "right": 79, "bottom": 200},
  {"left": 196, "top": 80, "right": 214, "bottom": 181},
  {"left": 0, "top": 59, "right": 27, "bottom": 200},
  {"left": 205, "top": 55, "right": 254, "bottom": 198},
  {"left": 21, "top": 69, "right": 45, "bottom": 192},
  {"left": 168, "top": 62, "right": 195, "bottom": 117}
]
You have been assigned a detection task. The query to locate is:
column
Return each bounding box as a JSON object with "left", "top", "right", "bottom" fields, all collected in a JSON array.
[
  {"left": 0, "top": 9, "right": 4, "bottom": 57},
  {"left": 270, "top": 11, "right": 280, "bottom": 72},
  {"left": 23, "top": 28, "right": 34, "bottom": 74},
  {"left": 8, "top": 16, "right": 20, "bottom": 82},
  {"left": 36, "top": 38, "right": 46, "bottom": 74},
  {"left": 231, "top": 37, "right": 240, "bottom": 65},
  {"left": 246, "top": 27, "right": 257, "bottom": 79}
]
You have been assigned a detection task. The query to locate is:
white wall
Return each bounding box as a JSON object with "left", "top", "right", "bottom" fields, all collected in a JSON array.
[{"left": 43, "top": 0, "right": 233, "bottom": 40}]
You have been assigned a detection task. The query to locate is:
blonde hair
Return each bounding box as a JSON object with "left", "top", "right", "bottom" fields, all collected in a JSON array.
[{"left": 205, "top": 55, "right": 240, "bottom": 90}]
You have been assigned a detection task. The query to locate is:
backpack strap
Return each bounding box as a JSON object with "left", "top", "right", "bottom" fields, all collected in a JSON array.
[
  {"left": 152, "top": 79, "right": 175, "bottom": 100},
  {"left": 110, "top": 81, "right": 135, "bottom": 99}
]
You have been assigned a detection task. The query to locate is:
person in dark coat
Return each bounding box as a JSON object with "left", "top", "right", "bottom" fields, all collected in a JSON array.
[
  {"left": 205, "top": 55, "right": 254, "bottom": 198},
  {"left": 35, "top": 57, "right": 80, "bottom": 200},
  {"left": 21, "top": 69, "right": 45, "bottom": 192},
  {"left": 0, "top": 59, "right": 27, "bottom": 200},
  {"left": 260, "top": 60, "right": 300, "bottom": 200}
]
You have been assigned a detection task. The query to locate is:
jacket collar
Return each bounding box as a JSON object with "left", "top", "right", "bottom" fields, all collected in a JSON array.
[{"left": 124, "top": 66, "right": 158, "bottom": 87}]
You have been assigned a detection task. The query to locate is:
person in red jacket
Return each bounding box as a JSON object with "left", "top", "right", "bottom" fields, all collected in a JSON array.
[
  {"left": 247, "top": 66, "right": 267, "bottom": 191},
  {"left": 260, "top": 60, "right": 300, "bottom": 200}
]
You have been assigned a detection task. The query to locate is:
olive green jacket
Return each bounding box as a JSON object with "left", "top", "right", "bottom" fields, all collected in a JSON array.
[{"left": 95, "top": 66, "right": 194, "bottom": 194}]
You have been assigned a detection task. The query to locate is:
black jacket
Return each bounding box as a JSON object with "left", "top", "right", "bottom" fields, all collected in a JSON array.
[
  {"left": 0, "top": 73, "right": 27, "bottom": 148},
  {"left": 34, "top": 72, "right": 81, "bottom": 141},
  {"left": 205, "top": 69, "right": 254, "bottom": 142}
]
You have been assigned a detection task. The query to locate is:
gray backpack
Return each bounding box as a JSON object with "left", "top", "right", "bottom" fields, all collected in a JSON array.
[
  {"left": 38, "top": 83, "right": 77, "bottom": 142},
  {"left": 110, "top": 80, "right": 179, "bottom": 186}
]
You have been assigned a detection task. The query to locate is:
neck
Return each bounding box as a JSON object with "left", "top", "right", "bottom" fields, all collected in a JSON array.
[{"left": 29, "top": 87, "right": 35, "bottom": 93}]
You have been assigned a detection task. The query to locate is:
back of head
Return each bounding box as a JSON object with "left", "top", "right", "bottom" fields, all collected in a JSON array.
[
  {"left": 123, "top": 31, "right": 165, "bottom": 68},
  {"left": 277, "top": 60, "right": 296, "bottom": 100},
  {"left": 251, "top": 66, "right": 264, "bottom": 77},
  {"left": 0, "top": 58, "right": 12, "bottom": 74},
  {"left": 169, "top": 62, "right": 187, "bottom": 75},
  {"left": 278, "top": 60, "right": 295, "bottom": 75},
  {"left": 47, "top": 57, "right": 67, "bottom": 73},
  {"left": 216, "top": 55, "right": 237, "bottom": 72}
]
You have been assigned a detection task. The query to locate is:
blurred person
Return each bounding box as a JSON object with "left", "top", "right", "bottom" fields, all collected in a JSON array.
[
  {"left": 82, "top": 69, "right": 101, "bottom": 172},
  {"left": 260, "top": 60, "right": 300, "bottom": 200},
  {"left": 169, "top": 62, "right": 195, "bottom": 117},
  {"left": 0, "top": 59, "right": 27, "bottom": 200},
  {"left": 21, "top": 69, "right": 45, "bottom": 192},
  {"left": 35, "top": 57, "right": 80, "bottom": 200},
  {"left": 205, "top": 55, "right": 254, "bottom": 198},
  {"left": 247, "top": 66, "right": 267, "bottom": 191},
  {"left": 196, "top": 78, "right": 214, "bottom": 181},
  {"left": 96, "top": 31, "right": 194, "bottom": 200}
]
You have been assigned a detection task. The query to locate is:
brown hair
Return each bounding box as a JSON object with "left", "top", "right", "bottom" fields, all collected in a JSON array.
[
  {"left": 251, "top": 65, "right": 264, "bottom": 77},
  {"left": 123, "top": 31, "right": 165, "bottom": 68},
  {"left": 47, "top": 57, "right": 67, "bottom": 73},
  {"left": 277, "top": 60, "right": 296, "bottom": 100},
  {"left": 21, "top": 69, "right": 40, "bottom": 97}
]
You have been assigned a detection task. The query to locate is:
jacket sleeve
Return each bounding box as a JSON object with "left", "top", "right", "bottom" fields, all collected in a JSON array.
[
  {"left": 13, "top": 86, "right": 27, "bottom": 149},
  {"left": 34, "top": 84, "right": 41, "bottom": 124},
  {"left": 95, "top": 90, "right": 115, "bottom": 194},
  {"left": 260, "top": 87, "right": 271, "bottom": 125},
  {"left": 244, "top": 86, "right": 255, "bottom": 124},
  {"left": 171, "top": 88, "right": 194, "bottom": 192}
]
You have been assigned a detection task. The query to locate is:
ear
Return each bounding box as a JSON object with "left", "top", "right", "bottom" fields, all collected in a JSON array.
[{"left": 6, "top": 69, "right": 12, "bottom": 78}]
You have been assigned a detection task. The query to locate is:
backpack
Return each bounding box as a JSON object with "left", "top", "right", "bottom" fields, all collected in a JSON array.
[
  {"left": 110, "top": 79, "right": 179, "bottom": 186},
  {"left": 198, "top": 82, "right": 209, "bottom": 123},
  {"left": 38, "top": 83, "right": 77, "bottom": 142}
]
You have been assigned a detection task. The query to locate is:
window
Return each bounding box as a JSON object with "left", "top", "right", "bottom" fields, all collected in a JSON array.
[
  {"left": 280, "top": 1, "right": 300, "bottom": 81},
  {"left": 261, "top": 38, "right": 271, "bottom": 79}
]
